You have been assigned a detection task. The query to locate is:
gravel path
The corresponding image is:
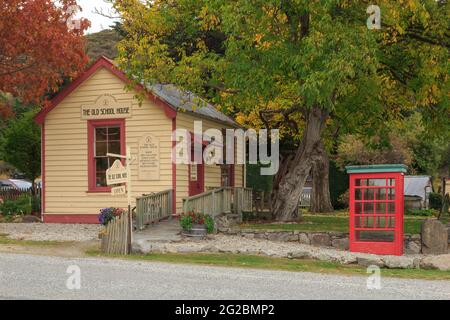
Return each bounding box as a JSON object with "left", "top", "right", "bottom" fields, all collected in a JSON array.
[
  {"left": 0, "top": 223, "right": 101, "bottom": 242},
  {"left": 1, "top": 252, "right": 449, "bottom": 300}
]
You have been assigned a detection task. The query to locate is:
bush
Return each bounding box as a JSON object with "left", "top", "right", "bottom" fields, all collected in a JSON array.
[
  {"left": 0, "top": 194, "right": 32, "bottom": 216},
  {"left": 98, "top": 207, "right": 126, "bottom": 226},
  {"left": 179, "top": 211, "right": 214, "bottom": 233},
  {"left": 429, "top": 193, "right": 443, "bottom": 210},
  {"left": 405, "top": 208, "right": 438, "bottom": 217}
]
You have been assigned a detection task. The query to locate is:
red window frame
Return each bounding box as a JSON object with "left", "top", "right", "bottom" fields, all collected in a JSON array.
[{"left": 87, "top": 119, "right": 126, "bottom": 192}]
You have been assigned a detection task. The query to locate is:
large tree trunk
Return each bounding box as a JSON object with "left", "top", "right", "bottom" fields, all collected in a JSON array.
[
  {"left": 310, "top": 142, "right": 334, "bottom": 213},
  {"left": 271, "top": 106, "right": 329, "bottom": 221}
]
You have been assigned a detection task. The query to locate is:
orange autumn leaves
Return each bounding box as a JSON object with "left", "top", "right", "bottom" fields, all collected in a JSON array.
[{"left": 0, "top": 0, "right": 90, "bottom": 117}]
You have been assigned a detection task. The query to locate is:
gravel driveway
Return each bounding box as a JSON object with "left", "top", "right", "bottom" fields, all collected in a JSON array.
[{"left": 0, "top": 223, "right": 101, "bottom": 242}]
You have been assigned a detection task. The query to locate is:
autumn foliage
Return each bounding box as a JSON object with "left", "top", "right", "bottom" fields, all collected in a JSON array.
[{"left": 0, "top": 0, "right": 90, "bottom": 117}]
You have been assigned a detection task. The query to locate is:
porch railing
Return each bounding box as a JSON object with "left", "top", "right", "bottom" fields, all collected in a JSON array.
[
  {"left": 135, "top": 189, "right": 173, "bottom": 230},
  {"left": 183, "top": 187, "right": 253, "bottom": 219}
]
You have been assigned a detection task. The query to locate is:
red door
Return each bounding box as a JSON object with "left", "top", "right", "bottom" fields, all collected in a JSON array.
[
  {"left": 189, "top": 161, "right": 204, "bottom": 196},
  {"left": 349, "top": 172, "right": 404, "bottom": 256}
]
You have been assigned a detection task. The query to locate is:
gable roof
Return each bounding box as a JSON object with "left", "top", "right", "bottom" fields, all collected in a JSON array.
[
  {"left": 404, "top": 176, "right": 433, "bottom": 199},
  {"left": 34, "top": 56, "right": 239, "bottom": 127}
]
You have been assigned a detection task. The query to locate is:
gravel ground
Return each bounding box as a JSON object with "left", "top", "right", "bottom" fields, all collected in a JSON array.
[
  {"left": 0, "top": 223, "right": 101, "bottom": 242},
  {"left": 1, "top": 252, "right": 449, "bottom": 300}
]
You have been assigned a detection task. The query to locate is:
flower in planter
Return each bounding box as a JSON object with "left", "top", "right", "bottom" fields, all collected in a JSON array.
[
  {"left": 179, "top": 211, "right": 214, "bottom": 234},
  {"left": 98, "top": 207, "right": 126, "bottom": 226}
]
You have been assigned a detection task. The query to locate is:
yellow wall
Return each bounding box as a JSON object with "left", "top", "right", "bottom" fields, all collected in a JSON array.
[
  {"left": 175, "top": 112, "right": 245, "bottom": 213},
  {"left": 44, "top": 67, "right": 172, "bottom": 216},
  {"left": 44, "top": 66, "right": 245, "bottom": 218}
]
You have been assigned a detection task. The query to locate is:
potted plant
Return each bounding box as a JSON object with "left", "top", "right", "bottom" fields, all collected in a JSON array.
[{"left": 179, "top": 211, "right": 214, "bottom": 238}]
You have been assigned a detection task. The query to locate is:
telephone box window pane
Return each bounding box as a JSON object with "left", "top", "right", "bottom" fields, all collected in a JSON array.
[
  {"left": 355, "top": 179, "right": 366, "bottom": 186},
  {"left": 375, "top": 188, "right": 386, "bottom": 200},
  {"left": 388, "top": 188, "right": 395, "bottom": 200},
  {"left": 364, "top": 202, "right": 374, "bottom": 213},
  {"left": 388, "top": 178, "right": 395, "bottom": 186},
  {"left": 376, "top": 202, "right": 386, "bottom": 214},
  {"left": 367, "top": 179, "right": 386, "bottom": 186},
  {"left": 355, "top": 189, "right": 362, "bottom": 200},
  {"left": 364, "top": 188, "right": 375, "bottom": 200},
  {"left": 388, "top": 203, "right": 395, "bottom": 213},
  {"left": 355, "top": 202, "right": 362, "bottom": 214},
  {"left": 356, "top": 230, "right": 394, "bottom": 242}
]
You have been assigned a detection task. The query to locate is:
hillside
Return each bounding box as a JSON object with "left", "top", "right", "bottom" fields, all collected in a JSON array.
[{"left": 85, "top": 29, "right": 122, "bottom": 60}]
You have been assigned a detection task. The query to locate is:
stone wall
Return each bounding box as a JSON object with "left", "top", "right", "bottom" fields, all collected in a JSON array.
[{"left": 218, "top": 227, "right": 423, "bottom": 254}]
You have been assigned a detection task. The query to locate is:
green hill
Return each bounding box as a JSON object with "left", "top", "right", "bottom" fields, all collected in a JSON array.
[{"left": 85, "top": 29, "right": 122, "bottom": 60}]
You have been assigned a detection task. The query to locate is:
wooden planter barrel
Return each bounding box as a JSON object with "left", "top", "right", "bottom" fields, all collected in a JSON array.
[{"left": 182, "top": 224, "right": 207, "bottom": 239}]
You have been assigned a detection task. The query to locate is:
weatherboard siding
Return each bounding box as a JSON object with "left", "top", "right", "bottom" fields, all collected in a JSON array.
[
  {"left": 175, "top": 112, "right": 245, "bottom": 213},
  {"left": 44, "top": 67, "right": 172, "bottom": 216}
]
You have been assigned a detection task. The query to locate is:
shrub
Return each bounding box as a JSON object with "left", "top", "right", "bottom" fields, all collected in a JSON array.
[
  {"left": 0, "top": 194, "right": 32, "bottom": 216},
  {"left": 98, "top": 207, "right": 126, "bottom": 226},
  {"left": 429, "top": 193, "right": 443, "bottom": 210},
  {"left": 179, "top": 211, "right": 214, "bottom": 233},
  {"left": 405, "top": 208, "right": 438, "bottom": 217}
]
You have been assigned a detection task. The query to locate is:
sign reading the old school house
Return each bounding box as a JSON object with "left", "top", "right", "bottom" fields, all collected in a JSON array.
[{"left": 81, "top": 94, "right": 132, "bottom": 120}]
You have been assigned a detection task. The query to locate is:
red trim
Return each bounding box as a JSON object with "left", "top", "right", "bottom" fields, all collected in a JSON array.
[
  {"left": 41, "top": 124, "right": 46, "bottom": 221},
  {"left": 87, "top": 119, "right": 126, "bottom": 192},
  {"left": 172, "top": 118, "right": 177, "bottom": 215},
  {"left": 43, "top": 214, "right": 99, "bottom": 224},
  {"left": 34, "top": 56, "right": 176, "bottom": 124}
]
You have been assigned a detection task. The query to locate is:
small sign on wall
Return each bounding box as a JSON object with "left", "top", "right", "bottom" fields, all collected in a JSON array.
[
  {"left": 81, "top": 94, "right": 132, "bottom": 120},
  {"left": 138, "top": 134, "right": 160, "bottom": 180}
]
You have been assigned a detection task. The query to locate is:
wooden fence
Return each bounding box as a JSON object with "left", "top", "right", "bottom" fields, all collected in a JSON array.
[
  {"left": 135, "top": 189, "right": 173, "bottom": 231},
  {"left": 0, "top": 186, "right": 41, "bottom": 201},
  {"left": 183, "top": 187, "right": 253, "bottom": 219},
  {"left": 100, "top": 212, "right": 130, "bottom": 255}
]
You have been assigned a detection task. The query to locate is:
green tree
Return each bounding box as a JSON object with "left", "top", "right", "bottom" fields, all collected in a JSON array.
[
  {"left": 0, "top": 110, "right": 41, "bottom": 191},
  {"left": 113, "top": 0, "right": 449, "bottom": 220}
]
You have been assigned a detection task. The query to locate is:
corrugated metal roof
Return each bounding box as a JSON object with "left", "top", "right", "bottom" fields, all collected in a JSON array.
[
  {"left": 148, "top": 84, "right": 239, "bottom": 127},
  {"left": 404, "top": 176, "right": 433, "bottom": 199}
]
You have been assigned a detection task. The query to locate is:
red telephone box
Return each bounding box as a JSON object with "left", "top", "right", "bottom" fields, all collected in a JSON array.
[{"left": 346, "top": 164, "right": 407, "bottom": 256}]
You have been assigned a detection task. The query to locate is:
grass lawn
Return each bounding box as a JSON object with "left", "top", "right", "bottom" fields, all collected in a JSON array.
[
  {"left": 0, "top": 233, "right": 62, "bottom": 246},
  {"left": 241, "top": 214, "right": 428, "bottom": 234},
  {"left": 87, "top": 251, "right": 450, "bottom": 281}
]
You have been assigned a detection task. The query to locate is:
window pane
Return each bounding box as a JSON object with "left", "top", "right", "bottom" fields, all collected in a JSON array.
[
  {"left": 388, "top": 203, "right": 395, "bottom": 214},
  {"left": 107, "top": 127, "right": 121, "bottom": 141},
  {"left": 95, "top": 128, "right": 108, "bottom": 142},
  {"left": 95, "top": 141, "right": 107, "bottom": 156},
  {"left": 355, "top": 179, "right": 366, "bottom": 186},
  {"left": 367, "top": 179, "right": 386, "bottom": 186},
  {"left": 355, "top": 202, "right": 362, "bottom": 214},
  {"left": 95, "top": 158, "right": 109, "bottom": 172},
  {"left": 355, "top": 189, "right": 362, "bottom": 200},
  {"left": 376, "top": 202, "right": 386, "bottom": 214},
  {"left": 388, "top": 178, "right": 395, "bottom": 186},
  {"left": 109, "top": 141, "right": 121, "bottom": 155},
  {"left": 364, "top": 203, "right": 374, "bottom": 214},
  {"left": 96, "top": 173, "right": 107, "bottom": 187},
  {"left": 364, "top": 188, "right": 375, "bottom": 200},
  {"left": 375, "top": 188, "right": 386, "bottom": 200},
  {"left": 388, "top": 188, "right": 395, "bottom": 200}
]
